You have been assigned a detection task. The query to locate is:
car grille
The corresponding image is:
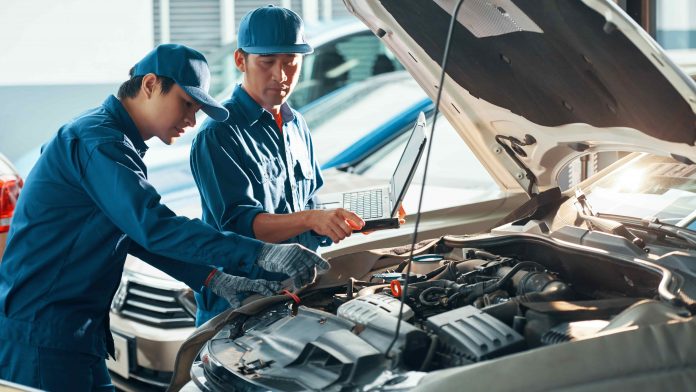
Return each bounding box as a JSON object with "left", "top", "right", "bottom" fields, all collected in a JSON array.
[{"left": 117, "top": 280, "right": 195, "bottom": 329}]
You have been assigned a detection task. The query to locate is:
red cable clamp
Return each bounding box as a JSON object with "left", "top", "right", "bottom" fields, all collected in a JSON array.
[
  {"left": 390, "top": 280, "right": 402, "bottom": 298},
  {"left": 280, "top": 289, "right": 301, "bottom": 304}
]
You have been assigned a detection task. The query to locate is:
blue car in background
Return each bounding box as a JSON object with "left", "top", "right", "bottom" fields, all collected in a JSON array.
[{"left": 300, "top": 71, "right": 433, "bottom": 170}]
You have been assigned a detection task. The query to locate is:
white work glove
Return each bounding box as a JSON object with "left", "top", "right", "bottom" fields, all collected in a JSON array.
[
  {"left": 256, "top": 243, "right": 330, "bottom": 290},
  {"left": 207, "top": 270, "right": 283, "bottom": 308}
]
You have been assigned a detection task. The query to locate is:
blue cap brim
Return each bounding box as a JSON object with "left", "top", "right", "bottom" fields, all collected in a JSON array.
[
  {"left": 180, "top": 85, "right": 229, "bottom": 122},
  {"left": 241, "top": 43, "right": 313, "bottom": 55}
]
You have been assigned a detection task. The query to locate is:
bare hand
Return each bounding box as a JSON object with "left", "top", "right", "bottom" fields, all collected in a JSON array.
[{"left": 308, "top": 208, "right": 364, "bottom": 243}]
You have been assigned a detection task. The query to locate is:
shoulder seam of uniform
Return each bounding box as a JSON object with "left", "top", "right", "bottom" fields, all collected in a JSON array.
[{"left": 79, "top": 139, "right": 139, "bottom": 182}]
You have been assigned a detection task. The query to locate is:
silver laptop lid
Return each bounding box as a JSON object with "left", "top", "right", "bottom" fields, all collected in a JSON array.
[{"left": 388, "top": 112, "right": 427, "bottom": 215}]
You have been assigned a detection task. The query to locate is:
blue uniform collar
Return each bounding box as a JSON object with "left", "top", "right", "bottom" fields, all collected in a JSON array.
[
  {"left": 102, "top": 95, "right": 149, "bottom": 155},
  {"left": 233, "top": 84, "right": 295, "bottom": 126}
]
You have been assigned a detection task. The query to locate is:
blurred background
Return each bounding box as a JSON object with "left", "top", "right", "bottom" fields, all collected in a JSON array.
[
  {"left": 0, "top": 0, "right": 695, "bottom": 164},
  {"left": 0, "top": 0, "right": 357, "bottom": 162}
]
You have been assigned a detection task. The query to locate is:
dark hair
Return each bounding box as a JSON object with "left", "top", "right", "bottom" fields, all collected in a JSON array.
[{"left": 117, "top": 67, "right": 176, "bottom": 99}]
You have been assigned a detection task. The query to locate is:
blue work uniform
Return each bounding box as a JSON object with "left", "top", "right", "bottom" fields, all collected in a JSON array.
[
  {"left": 190, "top": 85, "right": 328, "bottom": 325},
  {"left": 0, "top": 95, "right": 264, "bottom": 391}
]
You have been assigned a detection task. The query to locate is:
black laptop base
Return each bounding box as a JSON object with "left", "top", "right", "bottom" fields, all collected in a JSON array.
[{"left": 353, "top": 217, "right": 401, "bottom": 233}]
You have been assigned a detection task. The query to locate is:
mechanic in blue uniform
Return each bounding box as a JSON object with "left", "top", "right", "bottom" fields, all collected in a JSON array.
[
  {"left": 0, "top": 44, "right": 328, "bottom": 391},
  {"left": 189, "top": 6, "right": 365, "bottom": 325}
]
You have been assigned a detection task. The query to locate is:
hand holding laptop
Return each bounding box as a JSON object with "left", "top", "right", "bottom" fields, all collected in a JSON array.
[
  {"left": 306, "top": 208, "right": 364, "bottom": 243},
  {"left": 314, "top": 112, "right": 427, "bottom": 234}
]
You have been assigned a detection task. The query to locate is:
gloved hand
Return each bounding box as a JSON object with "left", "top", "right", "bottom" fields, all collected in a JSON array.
[
  {"left": 207, "top": 270, "right": 283, "bottom": 308},
  {"left": 256, "top": 243, "right": 330, "bottom": 290}
]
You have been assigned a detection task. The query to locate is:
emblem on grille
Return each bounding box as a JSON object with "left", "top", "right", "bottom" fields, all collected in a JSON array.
[{"left": 111, "top": 278, "right": 129, "bottom": 313}]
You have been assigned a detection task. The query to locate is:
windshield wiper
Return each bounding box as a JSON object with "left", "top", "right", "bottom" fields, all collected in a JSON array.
[
  {"left": 574, "top": 188, "right": 696, "bottom": 249},
  {"left": 595, "top": 213, "right": 696, "bottom": 249},
  {"left": 573, "top": 189, "right": 646, "bottom": 249}
]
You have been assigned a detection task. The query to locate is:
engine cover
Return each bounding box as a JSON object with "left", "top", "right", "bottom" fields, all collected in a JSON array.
[
  {"left": 426, "top": 305, "right": 524, "bottom": 365},
  {"left": 338, "top": 293, "right": 415, "bottom": 323}
]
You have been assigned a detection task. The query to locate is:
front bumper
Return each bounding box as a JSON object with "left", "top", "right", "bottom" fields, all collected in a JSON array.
[
  {"left": 107, "top": 269, "right": 197, "bottom": 388},
  {"left": 108, "top": 312, "right": 194, "bottom": 388}
]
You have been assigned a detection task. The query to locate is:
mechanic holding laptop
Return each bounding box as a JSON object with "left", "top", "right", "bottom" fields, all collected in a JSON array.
[
  {"left": 0, "top": 44, "right": 328, "bottom": 391},
  {"left": 190, "top": 6, "right": 405, "bottom": 325}
]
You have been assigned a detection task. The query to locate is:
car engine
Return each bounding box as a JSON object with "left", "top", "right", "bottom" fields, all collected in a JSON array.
[{"left": 189, "top": 236, "right": 678, "bottom": 391}]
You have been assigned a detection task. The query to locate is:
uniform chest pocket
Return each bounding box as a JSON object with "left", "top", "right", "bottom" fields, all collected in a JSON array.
[
  {"left": 249, "top": 156, "right": 284, "bottom": 184},
  {"left": 290, "top": 141, "right": 314, "bottom": 181},
  {"left": 294, "top": 157, "right": 314, "bottom": 181}
]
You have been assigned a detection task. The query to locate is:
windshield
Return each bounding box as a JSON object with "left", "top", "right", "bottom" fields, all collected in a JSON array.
[
  {"left": 356, "top": 113, "right": 496, "bottom": 189},
  {"left": 304, "top": 72, "right": 425, "bottom": 164},
  {"left": 584, "top": 153, "right": 696, "bottom": 227}
]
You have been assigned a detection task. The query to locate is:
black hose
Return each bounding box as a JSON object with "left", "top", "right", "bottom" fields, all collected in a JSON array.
[
  {"left": 347, "top": 278, "right": 355, "bottom": 300},
  {"left": 516, "top": 282, "right": 571, "bottom": 303},
  {"left": 482, "top": 282, "right": 573, "bottom": 324},
  {"left": 419, "top": 335, "right": 439, "bottom": 371},
  {"left": 447, "top": 291, "right": 464, "bottom": 305},
  {"left": 488, "top": 261, "right": 546, "bottom": 294},
  {"left": 419, "top": 286, "right": 448, "bottom": 306},
  {"left": 432, "top": 258, "right": 488, "bottom": 281}
]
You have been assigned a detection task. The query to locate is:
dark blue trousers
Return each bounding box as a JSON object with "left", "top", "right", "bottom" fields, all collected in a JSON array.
[{"left": 0, "top": 339, "right": 114, "bottom": 392}]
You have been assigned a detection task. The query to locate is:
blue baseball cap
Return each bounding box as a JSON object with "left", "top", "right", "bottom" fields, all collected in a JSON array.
[
  {"left": 237, "top": 5, "right": 313, "bottom": 55},
  {"left": 132, "top": 44, "right": 229, "bottom": 121}
]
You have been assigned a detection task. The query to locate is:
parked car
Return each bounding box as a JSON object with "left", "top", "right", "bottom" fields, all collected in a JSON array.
[
  {"left": 168, "top": 1, "right": 696, "bottom": 391},
  {"left": 0, "top": 153, "right": 23, "bottom": 261}
]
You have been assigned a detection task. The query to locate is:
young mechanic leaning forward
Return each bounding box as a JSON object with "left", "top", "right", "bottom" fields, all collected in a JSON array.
[
  {"left": 189, "top": 6, "right": 375, "bottom": 325},
  {"left": 0, "top": 44, "right": 328, "bottom": 391}
]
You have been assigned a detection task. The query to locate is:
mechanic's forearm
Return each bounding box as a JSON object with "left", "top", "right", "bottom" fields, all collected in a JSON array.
[
  {"left": 252, "top": 211, "right": 314, "bottom": 243},
  {"left": 128, "top": 242, "right": 213, "bottom": 292}
]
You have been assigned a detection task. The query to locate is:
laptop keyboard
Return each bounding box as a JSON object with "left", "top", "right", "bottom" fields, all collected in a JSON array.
[{"left": 343, "top": 189, "right": 384, "bottom": 219}]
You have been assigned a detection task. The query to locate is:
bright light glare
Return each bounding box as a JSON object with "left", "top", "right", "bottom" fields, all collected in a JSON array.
[{"left": 612, "top": 169, "right": 645, "bottom": 192}]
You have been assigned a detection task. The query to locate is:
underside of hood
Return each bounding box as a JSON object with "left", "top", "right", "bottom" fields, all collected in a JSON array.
[{"left": 346, "top": 0, "right": 696, "bottom": 192}]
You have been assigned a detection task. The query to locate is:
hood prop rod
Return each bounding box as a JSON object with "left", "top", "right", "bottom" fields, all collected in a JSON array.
[{"left": 495, "top": 134, "right": 538, "bottom": 196}]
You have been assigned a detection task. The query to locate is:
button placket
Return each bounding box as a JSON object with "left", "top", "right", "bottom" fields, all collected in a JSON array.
[{"left": 282, "top": 129, "right": 301, "bottom": 212}]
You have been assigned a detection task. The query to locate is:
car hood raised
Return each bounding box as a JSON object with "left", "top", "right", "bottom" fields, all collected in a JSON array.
[{"left": 345, "top": 0, "right": 696, "bottom": 192}]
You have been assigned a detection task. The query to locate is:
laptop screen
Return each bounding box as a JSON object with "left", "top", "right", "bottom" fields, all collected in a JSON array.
[{"left": 389, "top": 112, "right": 427, "bottom": 214}]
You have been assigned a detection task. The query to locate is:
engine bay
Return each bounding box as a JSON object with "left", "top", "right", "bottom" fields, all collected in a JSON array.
[{"left": 188, "top": 234, "right": 692, "bottom": 391}]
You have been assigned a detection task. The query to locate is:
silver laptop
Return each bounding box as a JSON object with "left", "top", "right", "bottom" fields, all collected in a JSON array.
[{"left": 320, "top": 112, "right": 427, "bottom": 232}]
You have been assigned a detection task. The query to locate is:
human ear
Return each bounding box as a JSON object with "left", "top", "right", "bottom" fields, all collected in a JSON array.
[
  {"left": 141, "top": 73, "right": 158, "bottom": 99},
  {"left": 234, "top": 50, "right": 246, "bottom": 73}
]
